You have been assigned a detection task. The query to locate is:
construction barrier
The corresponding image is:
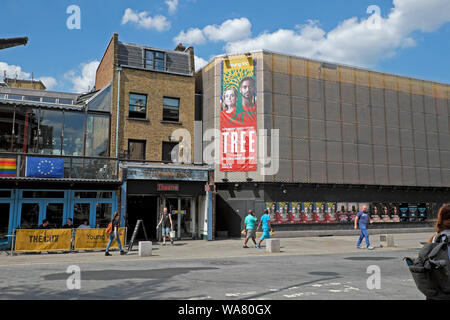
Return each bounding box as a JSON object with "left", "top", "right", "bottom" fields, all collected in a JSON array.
[
  {"left": 14, "top": 229, "right": 72, "bottom": 252},
  {"left": 74, "top": 228, "right": 126, "bottom": 250}
]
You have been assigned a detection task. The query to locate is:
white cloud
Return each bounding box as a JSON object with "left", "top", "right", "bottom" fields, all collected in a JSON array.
[
  {"left": 165, "top": 0, "right": 179, "bottom": 14},
  {"left": 37, "top": 77, "right": 58, "bottom": 90},
  {"left": 203, "top": 18, "right": 252, "bottom": 42},
  {"left": 174, "top": 28, "right": 206, "bottom": 45},
  {"left": 194, "top": 56, "right": 208, "bottom": 72},
  {"left": 183, "top": 0, "right": 450, "bottom": 68},
  {"left": 65, "top": 60, "right": 100, "bottom": 93},
  {"left": 121, "top": 8, "right": 171, "bottom": 32},
  {"left": 174, "top": 18, "right": 252, "bottom": 45},
  {"left": 0, "top": 62, "right": 57, "bottom": 89},
  {"left": 0, "top": 61, "right": 30, "bottom": 79}
]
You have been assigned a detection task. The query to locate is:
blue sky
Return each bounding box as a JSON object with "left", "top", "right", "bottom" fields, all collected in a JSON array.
[{"left": 1, "top": 0, "right": 449, "bottom": 93}]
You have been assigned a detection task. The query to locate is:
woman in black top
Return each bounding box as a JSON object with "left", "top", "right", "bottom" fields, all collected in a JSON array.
[{"left": 105, "top": 212, "right": 125, "bottom": 256}]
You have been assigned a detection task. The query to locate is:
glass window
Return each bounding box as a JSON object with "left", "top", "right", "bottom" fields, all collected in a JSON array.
[
  {"left": 39, "top": 109, "right": 63, "bottom": 155},
  {"left": 145, "top": 50, "right": 165, "bottom": 71},
  {"left": 0, "top": 106, "right": 14, "bottom": 151},
  {"left": 13, "top": 107, "right": 39, "bottom": 153},
  {"left": 8, "top": 94, "right": 23, "bottom": 100},
  {"left": 24, "top": 96, "right": 41, "bottom": 102},
  {"left": 162, "top": 141, "right": 178, "bottom": 162},
  {"left": 42, "top": 97, "right": 57, "bottom": 103},
  {"left": 23, "top": 191, "right": 65, "bottom": 198},
  {"left": 63, "top": 111, "right": 85, "bottom": 156},
  {"left": 46, "top": 203, "right": 64, "bottom": 228},
  {"left": 74, "top": 192, "right": 112, "bottom": 199},
  {"left": 85, "top": 114, "right": 110, "bottom": 157},
  {"left": 59, "top": 99, "right": 73, "bottom": 105},
  {"left": 96, "top": 203, "right": 112, "bottom": 228},
  {"left": 0, "top": 93, "right": 5, "bottom": 99},
  {"left": 0, "top": 203, "right": 10, "bottom": 242},
  {"left": 87, "top": 84, "right": 111, "bottom": 112},
  {"left": 73, "top": 203, "right": 90, "bottom": 228},
  {"left": 20, "top": 203, "right": 39, "bottom": 229},
  {"left": 163, "top": 97, "right": 180, "bottom": 122},
  {"left": 0, "top": 191, "right": 11, "bottom": 198},
  {"left": 128, "top": 140, "right": 146, "bottom": 160},
  {"left": 128, "top": 93, "right": 147, "bottom": 119}
]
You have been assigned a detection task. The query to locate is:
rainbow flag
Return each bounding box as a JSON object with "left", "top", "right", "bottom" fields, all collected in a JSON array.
[{"left": 0, "top": 158, "right": 17, "bottom": 177}]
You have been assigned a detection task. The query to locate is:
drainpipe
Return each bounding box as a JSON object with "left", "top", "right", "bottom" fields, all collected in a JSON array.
[{"left": 115, "top": 66, "right": 122, "bottom": 158}]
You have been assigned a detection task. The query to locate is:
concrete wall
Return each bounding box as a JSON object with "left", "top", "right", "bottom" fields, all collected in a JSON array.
[{"left": 198, "top": 51, "right": 450, "bottom": 187}]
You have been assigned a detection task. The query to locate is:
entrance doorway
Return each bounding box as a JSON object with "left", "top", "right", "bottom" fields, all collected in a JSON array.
[
  {"left": 163, "top": 197, "right": 195, "bottom": 240},
  {"left": 126, "top": 196, "right": 158, "bottom": 241},
  {"left": 0, "top": 202, "right": 12, "bottom": 245}
]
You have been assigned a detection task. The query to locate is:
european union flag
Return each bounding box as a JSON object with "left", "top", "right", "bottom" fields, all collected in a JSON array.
[{"left": 26, "top": 157, "right": 64, "bottom": 178}]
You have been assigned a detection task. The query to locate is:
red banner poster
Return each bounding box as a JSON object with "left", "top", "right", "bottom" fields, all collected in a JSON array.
[{"left": 220, "top": 57, "right": 257, "bottom": 172}]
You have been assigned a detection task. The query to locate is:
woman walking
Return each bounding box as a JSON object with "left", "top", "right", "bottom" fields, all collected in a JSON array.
[{"left": 105, "top": 211, "right": 125, "bottom": 256}]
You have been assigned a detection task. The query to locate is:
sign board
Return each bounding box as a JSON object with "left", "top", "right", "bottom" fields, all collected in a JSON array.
[
  {"left": 157, "top": 183, "right": 179, "bottom": 192},
  {"left": 74, "top": 228, "right": 126, "bottom": 250},
  {"left": 127, "top": 167, "right": 208, "bottom": 181},
  {"left": 15, "top": 229, "right": 72, "bottom": 252},
  {"left": 127, "top": 220, "right": 148, "bottom": 252}
]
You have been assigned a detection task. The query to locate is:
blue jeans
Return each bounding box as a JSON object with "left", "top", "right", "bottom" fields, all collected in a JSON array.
[
  {"left": 357, "top": 228, "right": 371, "bottom": 247},
  {"left": 106, "top": 233, "right": 123, "bottom": 252}
]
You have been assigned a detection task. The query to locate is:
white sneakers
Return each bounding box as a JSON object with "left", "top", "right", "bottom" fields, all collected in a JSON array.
[{"left": 357, "top": 245, "right": 375, "bottom": 250}]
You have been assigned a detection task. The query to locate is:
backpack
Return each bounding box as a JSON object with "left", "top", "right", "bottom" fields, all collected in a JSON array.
[
  {"left": 404, "top": 234, "right": 450, "bottom": 300},
  {"left": 106, "top": 222, "right": 113, "bottom": 235}
]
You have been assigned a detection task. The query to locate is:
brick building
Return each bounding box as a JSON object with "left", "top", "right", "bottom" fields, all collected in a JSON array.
[{"left": 95, "top": 34, "right": 213, "bottom": 241}]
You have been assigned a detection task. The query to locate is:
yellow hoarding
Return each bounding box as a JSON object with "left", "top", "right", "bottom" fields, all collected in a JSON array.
[
  {"left": 15, "top": 229, "right": 72, "bottom": 252},
  {"left": 74, "top": 228, "right": 126, "bottom": 250}
]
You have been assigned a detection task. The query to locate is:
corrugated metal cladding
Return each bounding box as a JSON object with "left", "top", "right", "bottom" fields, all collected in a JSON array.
[
  {"left": 199, "top": 51, "right": 450, "bottom": 187},
  {"left": 118, "top": 42, "right": 191, "bottom": 75}
]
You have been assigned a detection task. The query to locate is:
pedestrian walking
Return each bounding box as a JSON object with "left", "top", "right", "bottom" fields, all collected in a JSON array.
[
  {"left": 105, "top": 212, "right": 125, "bottom": 256},
  {"left": 354, "top": 205, "right": 374, "bottom": 250},
  {"left": 243, "top": 210, "right": 258, "bottom": 248},
  {"left": 156, "top": 207, "right": 174, "bottom": 246},
  {"left": 256, "top": 209, "right": 273, "bottom": 249}
]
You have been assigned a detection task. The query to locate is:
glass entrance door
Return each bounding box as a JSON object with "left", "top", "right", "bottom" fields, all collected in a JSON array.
[
  {"left": 0, "top": 203, "right": 12, "bottom": 244},
  {"left": 46, "top": 203, "right": 64, "bottom": 228}
]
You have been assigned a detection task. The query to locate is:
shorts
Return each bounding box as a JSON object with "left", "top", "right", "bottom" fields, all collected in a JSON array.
[
  {"left": 162, "top": 227, "right": 172, "bottom": 237},
  {"left": 260, "top": 230, "right": 271, "bottom": 241},
  {"left": 246, "top": 229, "right": 256, "bottom": 239}
]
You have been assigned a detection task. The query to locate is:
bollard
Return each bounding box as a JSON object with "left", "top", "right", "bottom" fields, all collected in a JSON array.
[
  {"left": 379, "top": 234, "right": 395, "bottom": 247},
  {"left": 139, "top": 241, "right": 152, "bottom": 257},
  {"left": 266, "top": 239, "right": 280, "bottom": 253}
]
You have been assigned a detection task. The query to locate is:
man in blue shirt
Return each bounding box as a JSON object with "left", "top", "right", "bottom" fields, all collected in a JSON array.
[
  {"left": 354, "top": 205, "right": 374, "bottom": 250},
  {"left": 243, "top": 210, "right": 258, "bottom": 248},
  {"left": 256, "top": 209, "right": 273, "bottom": 249}
]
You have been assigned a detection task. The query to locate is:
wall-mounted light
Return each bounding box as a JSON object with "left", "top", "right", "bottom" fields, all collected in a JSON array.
[
  {"left": 222, "top": 178, "right": 229, "bottom": 182},
  {"left": 282, "top": 189, "right": 287, "bottom": 195},
  {"left": 234, "top": 183, "right": 240, "bottom": 189}
]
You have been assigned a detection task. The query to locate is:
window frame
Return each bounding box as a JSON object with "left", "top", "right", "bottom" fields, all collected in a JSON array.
[
  {"left": 128, "top": 93, "right": 148, "bottom": 119},
  {"left": 162, "top": 97, "right": 180, "bottom": 122},
  {"left": 144, "top": 50, "right": 166, "bottom": 71},
  {"left": 128, "top": 139, "right": 146, "bottom": 161}
]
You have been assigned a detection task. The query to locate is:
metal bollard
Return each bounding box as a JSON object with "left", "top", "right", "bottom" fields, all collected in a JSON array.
[{"left": 379, "top": 234, "right": 395, "bottom": 247}]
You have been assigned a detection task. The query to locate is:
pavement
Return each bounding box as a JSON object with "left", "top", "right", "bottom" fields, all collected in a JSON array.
[{"left": 0, "top": 231, "right": 433, "bottom": 267}]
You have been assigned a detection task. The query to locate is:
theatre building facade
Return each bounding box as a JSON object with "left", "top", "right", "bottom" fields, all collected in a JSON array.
[{"left": 196, "top": 50, "right": 450, "bottom": 237}]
